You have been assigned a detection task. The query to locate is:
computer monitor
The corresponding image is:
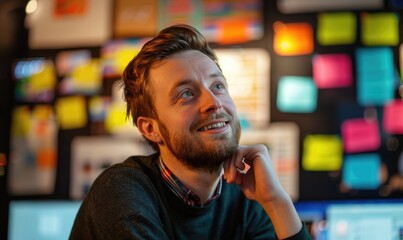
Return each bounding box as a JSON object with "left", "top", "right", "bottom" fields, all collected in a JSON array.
[
  {"left": 8, "top": 200, "right": 81, "bottom": 240},
  {"left": 327, "top": 202, "right": 403, "bottom": 240}
]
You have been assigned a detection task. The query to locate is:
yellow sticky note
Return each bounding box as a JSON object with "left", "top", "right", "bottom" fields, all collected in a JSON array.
[
  {"left": 30, "top": 61, "right": 56, "bottom": 92},
  {"left": 361, "top": 12, "right": 399, "bottom": 46},
  {"left": 317, "top": 12, "right": 356, "bottom": 45},
  {"left": 302, "top": 135, "right": 342, "bottom": 171},
  {"left": 70, "top": 59, "right": 102, "bottom": 93},
  {"left": 105, "top": 103, "right": 131, "bottom": 133},
  {"left": 56, "top": 96, "right": 87, "bottom": 129},
  {"left": 11, "top": 106, "right": 31, "bottom": 137},
  {"left": 115, "top": 47, "right": 140, "bottom": 74}
]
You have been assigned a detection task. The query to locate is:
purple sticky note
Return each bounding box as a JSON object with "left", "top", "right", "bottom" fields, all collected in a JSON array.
[
  {"left": 341, "top": 118, "right": 381, "bottom": 153},
  {"left": 313, "top": 53, "right": 352, "bottom": 88},
  {"left": 383, "top": 99, "right": 403, "bottom": 134}
]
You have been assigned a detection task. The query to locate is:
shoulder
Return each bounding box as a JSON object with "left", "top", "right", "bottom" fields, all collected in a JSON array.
[
  {"left": 89, "top": 153, "right": 160, "bottom": 198},
  {"left": 78, "top": 153, "right": 163, "bottom": 225},
  {"left": 71, "top": 153, "right": 171, "bottom": 238}
]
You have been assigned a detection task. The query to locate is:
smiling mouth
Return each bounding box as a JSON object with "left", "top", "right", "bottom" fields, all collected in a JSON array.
[{"left": 198, "top": 121, "right": 228, "bottom": 131}]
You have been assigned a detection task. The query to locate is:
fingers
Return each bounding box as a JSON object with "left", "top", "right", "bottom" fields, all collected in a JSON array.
[
  {"left": 224, "top": 146, "right": 249, "bottom": 184},
  {"left": 236, "top": 158, "right": 251, "bottom": 174}
]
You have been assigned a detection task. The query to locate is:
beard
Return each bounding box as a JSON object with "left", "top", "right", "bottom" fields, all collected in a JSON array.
[{"left": 157, "top": 114, "right": 241, "bottom": 173}]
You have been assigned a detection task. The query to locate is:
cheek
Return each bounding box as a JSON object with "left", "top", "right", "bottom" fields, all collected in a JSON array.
[
  {"left": 223, "top": 98, "right": 238, "bottom": 115},
  {"left": 161, "top": 110, "right": 195, "bottom": 129}
]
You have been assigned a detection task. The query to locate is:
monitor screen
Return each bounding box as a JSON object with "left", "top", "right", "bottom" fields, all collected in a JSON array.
[
  {"left": 327, "top": 202, "right": 403, "bottom": 240},
  {"left": 8, "top": 201, "right": 81, "bottom": 240}
]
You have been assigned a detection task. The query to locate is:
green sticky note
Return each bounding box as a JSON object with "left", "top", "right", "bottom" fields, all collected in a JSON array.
[
  {"left": 361, "top": 12, "right": 399, "bottom": 46},
  {"left": 317, "top": 12, "right": 356, "bottom": 45},
  {"left": 302, "top": 135, "right": 343, "bottom": 171}
]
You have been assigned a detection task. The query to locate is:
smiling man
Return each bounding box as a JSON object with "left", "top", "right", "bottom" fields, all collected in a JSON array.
[{"left": 70, "top": 24, "right": 311, "bottom": 240}]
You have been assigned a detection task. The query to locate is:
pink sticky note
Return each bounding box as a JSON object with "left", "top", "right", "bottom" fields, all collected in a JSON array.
[
  {"left": 341, "top": 118, "right": 381, "bottom": 153},
  {"left": 383, "top": 99, "right": 403, "bottom": 134},
  {"left": 313, "top": 54, "right": 352, "bottom": 88}
]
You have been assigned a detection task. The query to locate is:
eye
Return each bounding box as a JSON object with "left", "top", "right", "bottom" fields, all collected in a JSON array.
[
  {"left": 180, "top": 90, "right": 194, "bottom": 99},
  {"left": 212, "top": 82, "right": 226, "bottom": 92}
]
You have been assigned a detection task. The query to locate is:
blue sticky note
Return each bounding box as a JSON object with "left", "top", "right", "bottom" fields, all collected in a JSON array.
[
  {"left": 343, "top": 153, "right": 381, "bottom": 189},
  {"left": 355, "top": 47, "right": 396, "bottom": 106},
  {"left": 277, "top": 76, "right": 317, "bottom": 113}
]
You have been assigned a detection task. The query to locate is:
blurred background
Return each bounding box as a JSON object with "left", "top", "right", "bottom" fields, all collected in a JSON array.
[{"left": 1, "top": 0, "right": 403, "bottom": 239}]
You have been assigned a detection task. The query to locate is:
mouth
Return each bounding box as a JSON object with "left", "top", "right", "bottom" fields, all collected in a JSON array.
[{"left": 198, "top": 121, "right": 229, "bottom": 132}]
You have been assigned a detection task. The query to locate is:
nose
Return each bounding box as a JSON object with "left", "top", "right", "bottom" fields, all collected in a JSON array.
[{"left": 200, "top": 89, "right": 222, "bottom": 113}]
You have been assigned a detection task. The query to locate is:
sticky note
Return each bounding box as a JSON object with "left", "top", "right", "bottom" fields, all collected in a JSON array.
[
  {"left": 105, "top": 103, "right": 131, "bottom": 134},
  {"left": 11, "top": 106, "right": 31, "bottom": 137},
  {"left": 341, "top": 118, "right": 380, "bottom": 153},
  {"left": 70, "top": 59, "right": 102, "bottom": 94},
  {"left": 217, "top": 20, "right": 249, "bottom": 44},
  {"left": 273, "top": 22, "right": 314, "bottom": 56},
  {"left": 383, "top": 100, "right": 403, "bottom": 134},
  {"left": 355, "top": 47, "right": 395, "bottom": 106},
  {"left": 313, "top": 53, "right": 352, "bottom": 88},
  {"left": 115, "top": 48, "right": 140, "bottom": 74},
  {"left": 342, "top": 153, "right": 381, "bottom": 189},
  {"left": 56, "top": 96, "right": 87, "bottom": 129},
  {"left": 361, "top": 12, "right": 399, "bottom": 46},
  {"left": 36, "top": 149, "right": 56, "bottom": 168},
  {"left": 302, "top": 135, "right": 343, "bottom": 171},
  {"left": 277, "top": 76, "right": 317, "bottom": 113},
  {"left": 30, "top": 62, "right": 57, "bottom": 92},
  {"left": 101, "top": 39, "right": 146, "bottom": 78},
  {"left": 14, "top": 59, "right": 56, "bottom": 102},
  {"left": 317, "top": 12, "right": 356, "bottom": 45}
]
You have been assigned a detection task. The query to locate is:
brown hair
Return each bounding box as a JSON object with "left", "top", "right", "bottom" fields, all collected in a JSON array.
[{"left": 121, "top": 24, "right": 220, "bottom": 151}]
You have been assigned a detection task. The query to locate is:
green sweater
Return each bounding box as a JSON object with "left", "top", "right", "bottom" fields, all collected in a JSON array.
[{"left": 70, "top": 154, "right": 311, "bottom": 240}]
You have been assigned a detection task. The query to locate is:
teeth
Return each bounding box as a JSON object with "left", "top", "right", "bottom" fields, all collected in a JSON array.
[{"left": 200, "top": 122, "right": 226, "bottom": 131}]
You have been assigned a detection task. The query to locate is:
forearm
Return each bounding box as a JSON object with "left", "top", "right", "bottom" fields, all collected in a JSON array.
[{"left": 261, "top": 193, "right": 302, "bottom": 239}]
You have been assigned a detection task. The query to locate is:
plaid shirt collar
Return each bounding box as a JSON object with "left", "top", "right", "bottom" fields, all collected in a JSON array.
[{"left": 155, "top": 157, "right": 222, "bottom": 207}]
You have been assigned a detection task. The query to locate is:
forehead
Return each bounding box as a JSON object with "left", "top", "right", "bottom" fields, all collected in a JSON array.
[{"left": 149, "top": 50, "right": 221, "bottom": 84}]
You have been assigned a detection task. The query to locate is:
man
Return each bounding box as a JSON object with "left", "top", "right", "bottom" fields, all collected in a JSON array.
[{"left": 70, "top": 24, "right": 311, "bottom": 239}]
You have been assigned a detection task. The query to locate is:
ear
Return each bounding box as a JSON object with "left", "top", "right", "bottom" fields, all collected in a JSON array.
[{"left": 137, "top": 116, "right": 163, "bottom": 144}]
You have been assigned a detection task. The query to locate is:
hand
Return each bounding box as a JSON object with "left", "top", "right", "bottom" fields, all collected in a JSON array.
[
  {"left": 223, "top": 144, "right": 303, "bottom": 239},
  {"left": 223, "top": 144, "right": 288, "bottom": 205}
]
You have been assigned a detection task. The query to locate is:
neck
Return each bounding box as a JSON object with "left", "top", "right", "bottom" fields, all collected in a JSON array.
[{"left": 160, "top": 151, "right": 223, "bottom": 204}]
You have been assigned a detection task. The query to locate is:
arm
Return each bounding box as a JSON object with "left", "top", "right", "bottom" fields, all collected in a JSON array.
[{"left": 223, "top": 144, "right": 304, "bottom": 239}]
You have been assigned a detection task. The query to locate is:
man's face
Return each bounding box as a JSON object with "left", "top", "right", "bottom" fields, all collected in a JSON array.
[{"left": 149, "top": 50, "right": 240, "bottom": 172}]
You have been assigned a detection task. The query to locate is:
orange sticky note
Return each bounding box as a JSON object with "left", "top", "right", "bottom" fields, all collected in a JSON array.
[
  {"left": 37, "top": 148, "right": 56, "bottom": 168},
  {"left": 273, "top": 21, "right": 314, "bottom": 56},
  {"left": 218, "top": 20, "right": 249, "bottom": 44}
]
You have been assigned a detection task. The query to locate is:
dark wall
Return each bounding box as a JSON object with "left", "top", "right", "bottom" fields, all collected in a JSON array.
[{"left": 1, "top": 0, "right": 403, "bottom": 239}]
